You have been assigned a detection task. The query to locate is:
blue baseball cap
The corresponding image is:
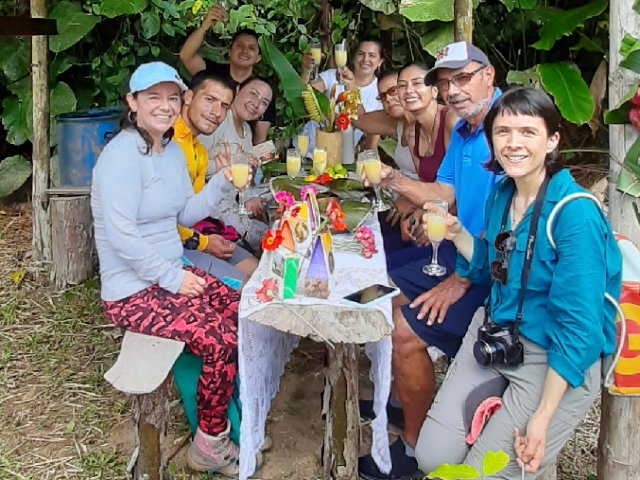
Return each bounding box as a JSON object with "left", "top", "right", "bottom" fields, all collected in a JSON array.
[{"left": 129, "top": 62, "right": 187, "bottom": 94}]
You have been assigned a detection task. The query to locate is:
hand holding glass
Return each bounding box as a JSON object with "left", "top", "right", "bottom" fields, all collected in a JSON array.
[
  {"left": 287, "top": 148, "right": 301, "bottom": 179},
  {"left": 359, "top": 149, "right": 389, "bottom": 212},
  {"left": 422, "top": 200, "right": 448, "bottom": 276},
  {"left": 231, "top": 153, "right": 250, "bottom": 216}
]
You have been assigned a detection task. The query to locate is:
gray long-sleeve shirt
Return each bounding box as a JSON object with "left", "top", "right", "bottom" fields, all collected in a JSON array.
[{"left": 91, "top": 129, "right": 233, "bottom": 301}]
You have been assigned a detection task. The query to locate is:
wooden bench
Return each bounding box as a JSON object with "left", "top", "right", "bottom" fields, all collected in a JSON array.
[{"left": 104, "top": 331, "right": 184, "bottom": 480}]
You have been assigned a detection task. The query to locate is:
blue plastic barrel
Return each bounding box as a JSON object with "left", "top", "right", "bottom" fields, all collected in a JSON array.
[{"left": 57, "top": 107, "right": 122, "bottom": 187}]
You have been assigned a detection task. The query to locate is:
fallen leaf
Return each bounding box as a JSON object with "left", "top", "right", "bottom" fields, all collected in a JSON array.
[
  {"left": 589, "top": 60, "right": 607, "bottom": 136},
  {"left": 8, "top": 270, "right": 25, "bottom": 284}
]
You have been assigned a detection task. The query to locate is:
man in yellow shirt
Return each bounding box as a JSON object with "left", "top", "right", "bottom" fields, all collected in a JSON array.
[{"left": 174, "top": 71, "right": 258, "bottom": 279}]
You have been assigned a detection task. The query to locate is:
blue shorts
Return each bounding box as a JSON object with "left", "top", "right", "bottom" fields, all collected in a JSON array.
[{"left": 389, "top": 241, "right": 490, "bottom": 358}]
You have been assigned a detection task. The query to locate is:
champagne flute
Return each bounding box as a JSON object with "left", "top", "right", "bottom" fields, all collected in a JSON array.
[
  {"left": 287, "top": 148, "right": 301, "bottom": 179},
  {"left": 309, "top": 42, "right": 322, "bottom": 82},
  {"left": 361, "top": 149, "right": 389, "bottom": 212},
  {"left": 313, "top": 147, "right": 327, "bottom": 176},
  {"left": 422, "top": 200, "right": 449, "bottom": 276},
  {"left": 297, "top": 133, "right": 309, "bottom": 158},
  {"left": 335, "top": 42, "right": 348, "bottom": 85},
  {"left": 231, "top": 152, "right": 250, "bottom": 216}
]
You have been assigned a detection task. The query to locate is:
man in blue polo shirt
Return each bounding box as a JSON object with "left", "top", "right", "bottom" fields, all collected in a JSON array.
[{"left": 359, "top": 42, "right": 502, "bottom": 480}]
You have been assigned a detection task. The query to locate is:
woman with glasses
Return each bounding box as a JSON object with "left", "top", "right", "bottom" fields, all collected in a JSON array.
[{"left": 412, "top": 87, "right": 621, "bottom": 478}]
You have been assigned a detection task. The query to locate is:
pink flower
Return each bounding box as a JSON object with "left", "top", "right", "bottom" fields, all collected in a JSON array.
[
  {"left": 256, "top": 278, "right": 278, "bottom": 302},
  {"left": 301, "top": 185, "right": 317, "bottom": 200},
  {"left": 275, "top": 191, "right": 294, "bottom": 207}
]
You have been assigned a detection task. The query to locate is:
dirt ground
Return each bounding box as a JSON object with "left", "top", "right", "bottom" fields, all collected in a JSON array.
[{"left": 0, "top": 201, "right": 601, "bottom": 480}]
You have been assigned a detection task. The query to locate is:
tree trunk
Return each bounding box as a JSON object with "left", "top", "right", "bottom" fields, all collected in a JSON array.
[
  {"left": 132, "top": 377, "right": 170, "bottom": 480},
  {"left": 319, "top": 0, "right": 332, "bottom": 56},
  {"left": 31, "top": 0, "right": 52, "bottom": 262},
  {"left": 50, "top": 193, "right": 94, "bottom": 289},
  {"left": 453, "top": 0, "right": 473, "bottom": 43},
  {"left": 322, "top": 344, "right": 360, "bottom": 480},
  {"left": 600, "top": 0, "right": 640, "bottom": 478}
]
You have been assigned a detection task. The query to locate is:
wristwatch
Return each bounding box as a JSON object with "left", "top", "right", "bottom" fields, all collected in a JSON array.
[{"left": 184, "top": 231, "right": 201, "bottom": 250}]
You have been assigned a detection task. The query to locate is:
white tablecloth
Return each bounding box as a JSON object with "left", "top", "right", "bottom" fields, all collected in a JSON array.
[{"left": 238, "top": 216, "right": 393, "bottom": 479}]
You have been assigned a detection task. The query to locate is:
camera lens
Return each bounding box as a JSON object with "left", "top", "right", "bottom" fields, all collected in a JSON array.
[{"left": 473, "top": 340, "right": 503, "bottom": 366}]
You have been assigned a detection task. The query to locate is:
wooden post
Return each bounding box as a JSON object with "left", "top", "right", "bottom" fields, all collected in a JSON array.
[
  {"left": 132, "top": 378, "right": 170, "bottom": 480},
  {"left": 598, "top": 0, "right": 640, "bottom": 477},
  {"left": 31, "top": 0, "right": 52, "bottom": 262},
  {"left": 50, "top": 192, "right": 94, "bottom": 289},
  {"left": 453, "top": 0, "right": 473, "bottom": 43},
  {"left": 322, "top": 344, "right": 360, "bottom": 480}
]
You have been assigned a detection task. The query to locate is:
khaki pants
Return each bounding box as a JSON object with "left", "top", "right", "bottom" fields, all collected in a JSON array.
[{"left": 415, "top": 309, "right": 600, "bottom": 479}]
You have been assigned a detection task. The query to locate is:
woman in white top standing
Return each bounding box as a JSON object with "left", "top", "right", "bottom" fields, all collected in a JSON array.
[{"left": 297, "top": 39, "right": 385, "bottom": 152}]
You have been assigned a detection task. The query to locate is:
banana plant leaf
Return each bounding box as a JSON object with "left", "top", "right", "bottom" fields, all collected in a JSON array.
[
  {"left": 259, "top": 37, "right": 330, "bottom": 119},
  {"left": 324, "top": 178, "right": 370, "bottom": 200},
  {"left": 261, "top": 161, "right": 287, "bottom": 178},
  {"left": 270, "top": 177, "right": 330, "bottom": 199},
  {"left": 339, "top": 200, "right": 373, "bottom": 232}
]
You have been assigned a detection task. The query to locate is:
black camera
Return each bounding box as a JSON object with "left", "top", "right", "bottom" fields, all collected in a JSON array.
[{"left": 473, "top": 321, "right": 524, "bottom": 367}]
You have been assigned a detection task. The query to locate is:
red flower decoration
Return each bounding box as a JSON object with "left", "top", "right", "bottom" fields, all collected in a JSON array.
[
  {"left": 313, "top": 173, "right": 332, "bottom": 185},
  {"left": 326, "top": 201, "right": 347, "bottom": 231},
  {"left": 256, "top": 278, "right": 278, "bottom": 302},
  {"left": 290, "top": 206, "right": 301, "bottom": 218},
  {"left": 262, "top": 229, "right": 283, "bottom": 251},
  {"left": 336, "top": 113, "right": 350, "bottom": 131}
]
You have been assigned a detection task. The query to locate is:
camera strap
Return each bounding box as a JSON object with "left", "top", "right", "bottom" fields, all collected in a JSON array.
[{"left": 487, "top": 175, "right": 550, "bottom": 337}]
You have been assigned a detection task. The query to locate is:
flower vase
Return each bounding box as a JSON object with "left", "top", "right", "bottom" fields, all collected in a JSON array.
[
  {"left": 315, "top": 128, "right": 342, "bottom": 167},
  {"left": 341, "top": 124, "right": 355, "bottom": 165}
]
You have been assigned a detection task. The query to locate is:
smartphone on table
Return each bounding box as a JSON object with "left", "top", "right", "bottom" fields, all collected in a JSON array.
[{"left": 341, "top": 284, "right": 400, "bottom": 309}]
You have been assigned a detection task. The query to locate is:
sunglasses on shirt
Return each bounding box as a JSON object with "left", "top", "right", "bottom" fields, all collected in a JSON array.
[{"left": 490, "top": 230, "right": 516, "bottom": 284}]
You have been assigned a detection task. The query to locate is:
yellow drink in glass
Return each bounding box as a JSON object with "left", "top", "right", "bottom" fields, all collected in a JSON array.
[
  {"left": 297, "top": 134, "right": 309, "bottom": 157},
  {"left": 311, "top": 47, "right": 322, "bottom": 63},
  {"left": 426, "top": 215, "right": 446, "bottom": 242},
  {"left": 287, "top": 148, "right": 301, "bottom": 179},
  {"left": 356, "top": 161, "right": 364, "bottom": 177},
  {"left": 335, "top": 50, "right": 347, "bottom": 68},
  {"left": 364, "top": 160, "right": 382, "bottom": 185},
  {"left": 231, "top": 163, "right": 249, "bottom": 189},
  {"left": 313, "top": 147, "right": 327, "bottom": 175}
]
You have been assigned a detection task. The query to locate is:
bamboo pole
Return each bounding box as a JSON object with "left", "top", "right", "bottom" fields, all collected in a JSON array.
[
  {"left": 598, "top": 0, "right": 640, "bottom": 477},
  {"left": 31, "top": 0, "right": 52, "bottom": 262},
  {"left": 453, "top": 0, "right": 473, "bottom": 43}
]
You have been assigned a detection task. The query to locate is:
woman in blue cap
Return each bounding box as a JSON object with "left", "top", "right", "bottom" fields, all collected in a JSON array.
[{"left": 91, "top": 62, "right": 251, "bottom": 474}]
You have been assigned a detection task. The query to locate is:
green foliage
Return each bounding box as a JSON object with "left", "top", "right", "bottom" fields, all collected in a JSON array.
[
  {"left": 0, "top": 156, "right": 32, "bottom": 199},
  {"left": 399, "top": 0, "right": 454, "bottom": 23},
  {"left": 49, "top": 1, "right": 101, "bottom": 53},
  {"left": 426, "top": 450, "right": 509, "bottom": 479},
  {"left": 481, "top": 450, "right": 510, "bottom": 477},
  {"left": 537, "top": 62, "right": 595, "bottom": 125}
]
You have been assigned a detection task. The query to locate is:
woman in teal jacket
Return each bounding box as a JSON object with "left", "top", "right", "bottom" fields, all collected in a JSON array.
[{"left": 412, "top": 87, "right": 622, "bottom": 479}]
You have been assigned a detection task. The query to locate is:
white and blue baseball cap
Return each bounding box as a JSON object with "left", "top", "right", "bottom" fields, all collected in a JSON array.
[
  {"left": 129, "top": 62, "right": 187, "bottom": 94},
  {"left": 425, "top": 42, "right": 490, "bottom": 85}
]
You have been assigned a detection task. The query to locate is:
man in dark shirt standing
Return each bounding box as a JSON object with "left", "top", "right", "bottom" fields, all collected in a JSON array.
[{"left": 180, "top": 5, "right": 275, "bottom": 144}]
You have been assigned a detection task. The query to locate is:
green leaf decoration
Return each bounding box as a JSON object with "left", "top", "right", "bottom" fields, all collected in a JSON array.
[
  {"left": 426, "top": 463, "right": 480, "bottom": 480},
  {"left": 506, "top": 67, "right": 542, "bottom": 88},
  {"left": 482, "top": 451, "right": 509, "bottom": 477},
  {"left": 604, "top": 81, "right": 639, "bottom": 125},
  {"left": 0, "top": 155, "right": 32, "bottom": 199},
  {"left": 2, "top": 96, "right": 31, "bottom": 146},
  {"left": 379, "top": 137, "right": 398, "bottom": 159},
  {"left": 99, "top": 0, "right": 147, "bottom": 17},
  {"left": 50, "top": 1, "right": 101, "bottom": 53},
  {"left": 532, "top": 0, "right": 608, "bottom": 51},
  {"left": 340, "top": 200, "right": 372, "bottom": 232},
  {"left": 621, "top": 50, "right": 640, "bottom": 75},
  {"left": 499, "top": 0, "right": 537, "bottom": 11},
  {"left": 359, "top": 0, "right": 397, "bottom": 15},
  {"left": 617, "top": 168, "right": 640, "bottom": 198},
  {"left": 50, "top": 82, "right": 77, "bottom": 118},
  {"left": 623, "top": 136, "right": 640, "bottom": 179},
  {"left": 635, "top": 0, "right": 640, "bottom": 13},
  {"left": 620, "top": 34, "right": 640, "bottom": 60},
  {"left": 571, "top": 33, "right": 605, "bottom": 54},
  {"left": 537, "top": 62, "right": 594, "bottom": 125},
  {"left": 0, "top": 38, "right": 30, "bottom": 82},
  {"left": 270, "top": 177, "right": 330, "bottom": 199},
  {"left": 141, "top": 11, "right": 161, "bottom": 39},
  {"left": 421, "top": 23, "right": 454, "bottom": 58},
  {"left": 399, "top": 0, "right": 454, "bottom": 23}
]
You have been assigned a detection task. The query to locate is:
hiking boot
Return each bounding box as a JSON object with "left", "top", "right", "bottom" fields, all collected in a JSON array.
[
  {"left": 359, "top": 399, "right": 405, "bottom": 430},
  {"left": 358, "top": 437, "right": 423, "bottom": 480}
]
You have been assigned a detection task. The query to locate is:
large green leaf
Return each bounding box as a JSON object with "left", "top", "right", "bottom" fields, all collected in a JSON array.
[
  {"left": 399, "top": 0, "right": 454, "bottom": 23},
  {"left": 50, "top": 1, "right": 101, "bottom": 53},
  {"left": 620, "top": 34, "right": 640, "bottom": 59},
  {"left": 141, "top": 11, "right": 161, "bottom": 39},
  {"left": 0, "top": 155, "right": 32, "bottom": 199},
  {"left": 379, "top": 137, "right": 398, "bottom": 159},
  {"left": 340, "top": 200, "right": 372, "bottom": 231},
  {"left": 604, "top": 81, "right": 639, "bottom": 125},
  {"left": 2, "top": 96, "right": 31, "bottom": 146},
  {"left": 621, "top": 50, "right": 640, "bottom": 75},
  {"left": 537, "top": 62, "right": 594, "bottom": 125},
  {"left": 99, "top": 0, "right": 147, "bottom": 17},
  {"left": 259, "top": 37, "right": 329, "bottom": 119},
  {"left": 359, "top": 0, "right": 396, "bottom": 15},
  {"left": 421, "top": 23, "right": 454, "bottom": 58},
  {"left": 50, "top": 82, "right": 77, "bottom": 117},
  {"left": 623, "top": 136, "right": 640, "bottom": 179},
  {"left": 617, "top": 168, "right": 640, "bottom": 198},
  {"left": 500, "top": 0, "right": 537, "bottom": 11},
  {"left": 0, "top": 38, "right": 30, "bottom": 82},
  {"left": 506, "top": 67, "right": 542, "bottom": 88},
  {"left": 482, "top": 451, "right": 509, "bottom": 477},
  {"left": 426, "top": 463, "right": 480, "bottom": 480},
  {"left": 532, "top": 0, "right": 608, "bottom": 51}
]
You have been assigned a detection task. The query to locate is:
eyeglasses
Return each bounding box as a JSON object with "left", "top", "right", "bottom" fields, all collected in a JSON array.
[
  {"left": 490, "top": 230, "right": 515, "bottom": 284},
  {"left": 436, "top": 66, "right": 487, "bottom": 92},
  {"left": 376, "top": 85, "right": 398, "bottom": 102}
]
